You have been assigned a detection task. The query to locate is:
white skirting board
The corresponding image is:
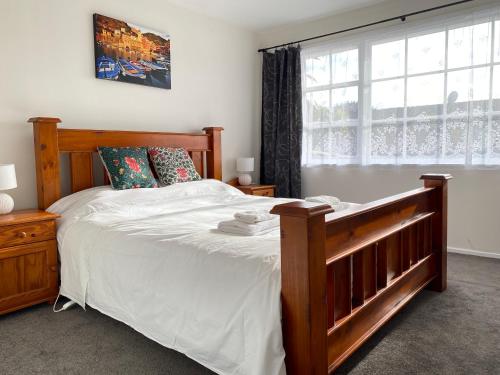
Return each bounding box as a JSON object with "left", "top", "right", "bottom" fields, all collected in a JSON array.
[{"left": 448, "top": 246, "right": 500, "bottom": 260}]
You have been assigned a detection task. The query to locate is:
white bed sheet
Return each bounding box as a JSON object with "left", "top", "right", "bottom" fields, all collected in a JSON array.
[{"left": 48, "top": 179, "right": 356, "bottom": 375}]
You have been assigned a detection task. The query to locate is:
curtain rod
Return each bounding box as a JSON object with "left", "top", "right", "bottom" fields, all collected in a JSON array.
[{"left": 257, "top": 0, "right": 474, "bottom": 52}]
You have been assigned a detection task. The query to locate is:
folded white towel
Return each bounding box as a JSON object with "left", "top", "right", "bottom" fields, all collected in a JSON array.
[
  {"left": 234, "top": 210, "right": 276, "bottom": 224},
  {"left": 305, "top": 195, "right": 341, "bottom": 206},
  {"left": 218, "top": 217, "right": 280, "bottom": 236},
  {"left": 305, "top": 195, "right": 351, "bottom": 212}
]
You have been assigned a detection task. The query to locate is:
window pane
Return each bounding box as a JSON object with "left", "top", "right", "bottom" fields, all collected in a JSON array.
[
  {"left": 371, "top": 122, "right": 404, "bottom": 160},
  {"left": 372, "top": 39, "right": 405, "bottom": 79},
  {"left": 445, "top": 117, "right": 467, "bottom": 160},
  {"left": 371, "top": 79, "right": 404, "bottom": 120},
  {"left": 331, "top": 127, "right": 358, "bottom": 157},
  {"left": 311, "top": 128, "right": 331, "bottom": 160},
  {"left": 305, "top": 55, "right": 330, "bottom": 87},
  {"left": 471, "top": 117, "right": 488, "bottom": 161},
  {"left": 332, "top": 49, "right": 358, "bottom": 84},
  {"left": 445, "top": 116, "right": 487, "bottom": 163},
  {"left": 447, "top": 67, "right": 490, "bottom": 116},
  {"left": 305, "top": 91, "right": 330, "bottom": 123},
  {"left": 406, "top": 119, "right": 443, "bottom": 159},
  {"left": 493, "top": 65, "right": 500, "bottom": 111},
  {"left": 407, "top": 73, "right": 444, "bottom": 117},
  {"left": 495, "top": 21, "right": 500, "bottom": 62},
  {"left": 448, "top": 22, "right": 492, "bottom": 69},
  {"left": 310, "top": 127, "right": 357, "bottom": 160},
  {"left": 332, "top": 86, "right": 358, "bottom": 121},
  {"left": 408, "top": 31, "right": 445, "bottom": 74},
  {"left": 492, "top": 115, "right": 500, "bottom": 156}
]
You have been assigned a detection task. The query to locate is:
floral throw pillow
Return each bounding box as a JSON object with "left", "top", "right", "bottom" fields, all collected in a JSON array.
[
  {"left": 98, "top": 146, "right": 158, "bottom": 190},
  {"left": 148, "top": 147, "right": 202, "bottom": 185}
]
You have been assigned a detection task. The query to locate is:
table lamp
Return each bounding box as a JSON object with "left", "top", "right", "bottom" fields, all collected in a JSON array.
[
  {"left": 236, "top": 157, "right": 254, "bottom": 186},
  {"left": 0, "top": 164, "right": 17, "bottom": 214}
]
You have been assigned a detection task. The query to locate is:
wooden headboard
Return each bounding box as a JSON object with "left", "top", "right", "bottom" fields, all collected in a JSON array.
[{"left": 29, "top": 117, "right": 223, "bottom": 210}]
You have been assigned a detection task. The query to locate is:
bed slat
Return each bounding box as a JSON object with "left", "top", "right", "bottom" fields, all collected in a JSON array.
[
  {"left": 363, "top": 245, "right": 377, "bottom": 300},
  {"left": 352, "top": 252, "right": 364, "bottom": 308},
  {"left": 386, "top": 233, "right": 401, "bottom": 282},
  {"left": 401, "top": 227, "right": 411, "bottom": 271},
  {"left": 376, "top": 241, "right": 388, "bottom": 290},
  {"left": 190, "top": 151, "right": 204, "bottom": 177},
  {"left": 333, "top": 256, "right": 352, "bottom": 322},
  {"left": 103, "top": 167, "right": 110, "bottom": 185},
  {"left": 69, "top": 153, "right": 93, "bottom": 193}
]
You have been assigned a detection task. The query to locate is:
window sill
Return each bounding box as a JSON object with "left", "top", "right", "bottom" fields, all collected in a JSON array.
[{"left": 301, "top": 164, "right": 500, "bottom": 171}]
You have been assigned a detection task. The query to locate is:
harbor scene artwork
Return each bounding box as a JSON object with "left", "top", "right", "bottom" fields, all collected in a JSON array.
[{"left": 93, "top": 14, "right": 171, "bottom": 89}]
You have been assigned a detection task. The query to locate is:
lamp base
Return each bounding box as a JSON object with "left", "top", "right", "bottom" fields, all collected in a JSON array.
[
  {"left": 238, "top": 174, "right": 252, "bottom": 186},
  {"left": 0, "top": 193, "right": 14, "bottom": 214}
]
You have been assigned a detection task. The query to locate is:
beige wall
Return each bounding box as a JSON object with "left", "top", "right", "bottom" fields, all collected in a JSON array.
[
  {"left": 1, "top": 0, "right": 260, "bottom": 209},
  {"left": 303, "top": 166, "right": 500, "bottom": 257},
  {"left": 258, "top": 0, "right": 500, "bottom": 257}
]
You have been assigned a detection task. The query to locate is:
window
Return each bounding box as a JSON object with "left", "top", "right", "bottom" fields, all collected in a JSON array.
[
  {"left": 303, "top": 48, "right": 360, "bottom": 164},
  {"left": 302, "top": 8, "right": 500, "bottom": 165}
]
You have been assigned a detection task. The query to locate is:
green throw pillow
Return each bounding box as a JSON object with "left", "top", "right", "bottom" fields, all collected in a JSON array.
[
  {"left": 98, "top": 146, "right": 158, "bottom": 190},
  {"left": 148, "top": 147, "right": 202, "bottom": 185}
]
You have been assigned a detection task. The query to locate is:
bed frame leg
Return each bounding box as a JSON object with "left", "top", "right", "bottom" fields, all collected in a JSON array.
[
  {"left": 420, "top": 174, "right": 452, "bottom": 292},
  {"left": 271, "top": 202, "right": 333, "bottom": 375}
]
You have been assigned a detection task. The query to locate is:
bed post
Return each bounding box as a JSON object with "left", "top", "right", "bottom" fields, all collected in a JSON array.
[
  {"left": 28, "top": 117, "right": 61, "bottom": 210},
  {"left": 270, "top": 201, "right": 333, "bottom": 375},
  {"left": 203, "top": 127, "right": 223, "bottom": 180},
  {"left": 420, "top": 173, "right": 452, "bottom": 292}
]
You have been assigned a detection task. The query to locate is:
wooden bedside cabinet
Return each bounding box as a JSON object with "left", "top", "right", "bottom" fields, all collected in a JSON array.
[
  {"left": 0, "top": 210, "right": 59, "bottom": 315},
  {"left": 236, "top": 184, "right": 276, "bottom": 197}
]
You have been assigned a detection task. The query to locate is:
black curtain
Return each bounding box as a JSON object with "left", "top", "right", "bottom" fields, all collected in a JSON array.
[{"left": 260, "top": 46, "right": 302, "bottom": 198}]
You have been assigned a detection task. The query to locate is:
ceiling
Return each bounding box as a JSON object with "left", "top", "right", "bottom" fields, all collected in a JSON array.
[{"left": 166, "top": 0, "right": 387, "bottom": 30}]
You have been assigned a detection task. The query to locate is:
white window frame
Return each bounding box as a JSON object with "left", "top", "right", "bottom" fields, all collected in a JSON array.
[{"left": 301, "top": 4, "right": 500, "bottom": 166}]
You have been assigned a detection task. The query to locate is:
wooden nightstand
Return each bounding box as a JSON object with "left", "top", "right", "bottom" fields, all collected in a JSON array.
[
  {"left": 236, "top": 184, "right": 276, "bottom": 197},
  {"left": 0, "top": 210, "right": 59, "bottom": 315}
]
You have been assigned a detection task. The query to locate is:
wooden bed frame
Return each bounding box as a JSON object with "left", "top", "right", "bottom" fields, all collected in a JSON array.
[{"left": 29, "top": 117, "right": 451, "bottom": 374}]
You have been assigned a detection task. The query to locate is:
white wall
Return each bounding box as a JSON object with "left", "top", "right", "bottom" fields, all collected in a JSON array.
[
  {"left": 1, "top": 0, "right": 260, "bottom": 209},
  {"left": 258, "top": 0, "right": 500, "bottom": 257}
]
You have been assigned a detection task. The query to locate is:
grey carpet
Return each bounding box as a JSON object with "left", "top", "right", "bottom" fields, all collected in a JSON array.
[{"left": 0, "top": 253, "right": 499, "bottom": 375}]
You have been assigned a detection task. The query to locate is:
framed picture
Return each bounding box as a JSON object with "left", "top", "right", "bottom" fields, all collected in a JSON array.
[{"left": 93, "top": 14, "right": 171, "bottom": 89}]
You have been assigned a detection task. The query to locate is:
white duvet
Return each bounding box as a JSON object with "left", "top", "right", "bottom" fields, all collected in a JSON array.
[
  {"left": 49, "top": 179, "right": 359, "bottom": 375},
  {"left": 49, "top": 179, "right": 296, "bottom": 375}
]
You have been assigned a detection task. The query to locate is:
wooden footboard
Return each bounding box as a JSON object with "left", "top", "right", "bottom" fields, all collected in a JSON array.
[{"left": 271, "top": 174, "right": 451, "bottom": 374}]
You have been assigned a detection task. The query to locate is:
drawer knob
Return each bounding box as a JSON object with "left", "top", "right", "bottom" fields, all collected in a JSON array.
[{"left": 17, "top": 231, "right": 27, "bottom": 239}]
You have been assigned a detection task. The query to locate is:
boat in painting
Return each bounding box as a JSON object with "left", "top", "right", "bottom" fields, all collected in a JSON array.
[
  {"left": 118, "top": 59, "right": 146, "bottom": 79},
  {"left": 96, "top": 56, "right": 120, "bottom": 80},
  {"left": 139, "top": 59, "right": 168, "bottom": 71},
  {"left": 132, "top": 60, "right": 152, "bottom": 73}
]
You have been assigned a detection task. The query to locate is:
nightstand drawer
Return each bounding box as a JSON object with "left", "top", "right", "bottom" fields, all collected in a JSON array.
[
  {"left": 236, "top": 184, "right": 276, "bottom": 197},
  {"left": 253, "top": 188, "right": 274, "bottom": 197},
  {"left": 0, "top": 220, "right": 56, "bottom": 248}
]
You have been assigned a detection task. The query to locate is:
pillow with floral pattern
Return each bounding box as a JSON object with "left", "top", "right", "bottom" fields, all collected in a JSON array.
[
  {"left": 148, "top": 147, "right": 202, "bottom": 185},
  {"left": 98, "top": 146, "right": 158, "bottom": 190}
]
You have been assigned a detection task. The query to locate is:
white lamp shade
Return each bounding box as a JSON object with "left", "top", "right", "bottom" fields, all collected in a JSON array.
[
  {"left": 236, "top": 158, "right": 254, "bottom": 173},
  {"left": 0, "top": 164, "right": 17, "bottom": 190}
]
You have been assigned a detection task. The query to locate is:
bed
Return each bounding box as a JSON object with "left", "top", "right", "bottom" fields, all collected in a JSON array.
[{"left": 29, "top": 117, "right": 451, "bottom": 374}]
